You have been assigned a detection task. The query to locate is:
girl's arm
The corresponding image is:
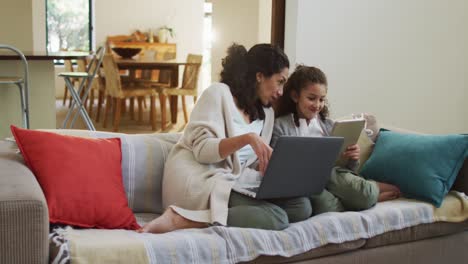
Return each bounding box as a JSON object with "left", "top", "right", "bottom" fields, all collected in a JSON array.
[
  {"left": 270, "top": 120, "right": 286, "bottom": 148},
  {"left": 343, "top": 144, "right": 360, "bottom": 172}
]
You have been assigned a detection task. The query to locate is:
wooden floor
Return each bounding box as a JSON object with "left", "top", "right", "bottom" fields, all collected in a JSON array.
[{"left": 56, "top": 97, "right": 193, "bottom": 134}]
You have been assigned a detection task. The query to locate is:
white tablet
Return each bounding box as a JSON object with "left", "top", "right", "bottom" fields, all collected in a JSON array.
[{"left": 331, "top": 119, "right": 366, "bottom": 156}]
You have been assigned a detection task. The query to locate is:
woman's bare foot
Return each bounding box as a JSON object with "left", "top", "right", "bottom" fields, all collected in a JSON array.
[{"left": 136, "top": 207, "right": 208, "bottom": 234}]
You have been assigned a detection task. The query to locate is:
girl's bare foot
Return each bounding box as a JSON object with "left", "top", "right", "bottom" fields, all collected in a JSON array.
[
  {"left": 378, "top": 191, "right": 400, "bottom": 202},
  {"left": 376, "top": 182, "right": 401, "bottom": 194},
  {"left": 137, "top": 207, "right": 207, "bottom": 234}
]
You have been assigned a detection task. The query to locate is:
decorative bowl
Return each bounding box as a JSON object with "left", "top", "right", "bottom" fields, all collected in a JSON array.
[{"left": 111, "top": 47, "right": 142, "bottom": 59}]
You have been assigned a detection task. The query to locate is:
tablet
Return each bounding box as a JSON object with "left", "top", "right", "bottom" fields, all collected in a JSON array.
[{"left": 331, "top": 119, "right": 366, "bottom": 157}]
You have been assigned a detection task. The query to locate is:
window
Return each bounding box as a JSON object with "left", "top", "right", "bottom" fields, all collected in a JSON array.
[{"left": 46, "top": 0, "right": 92, "bottom": 52}]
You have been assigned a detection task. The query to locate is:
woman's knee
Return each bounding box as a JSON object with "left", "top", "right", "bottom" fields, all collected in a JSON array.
[{"left": 227, "top": 205, "right": 289, "bottom": 230}]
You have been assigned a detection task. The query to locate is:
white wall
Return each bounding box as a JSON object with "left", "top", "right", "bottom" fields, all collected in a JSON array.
[
  {"left": 285, "top": 0, "right": 468, "bottom": 134},
  {"left": 0, "top": 0, "right": 34, "bottom": 51},
  {"left": 211, "top": 0, "right": 260, "bottom": 82},
  {"left": 258, "top": 0, "right": 272, "bottom": 43},
  {"left": 32, "top": 0, "right": 46, "bottom": 52}
]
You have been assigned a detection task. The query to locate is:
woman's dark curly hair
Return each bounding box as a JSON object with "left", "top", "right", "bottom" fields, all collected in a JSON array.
[
  {"left": 275, "top": 65, "right": 330, "bottom": 124},
  {"left": 220, "top": 43, "right": 289, "bottom": 121}
]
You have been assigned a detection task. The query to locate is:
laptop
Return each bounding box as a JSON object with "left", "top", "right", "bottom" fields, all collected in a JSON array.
[{"left": 232, "top": 136, "right": 344, "bottom": 199}]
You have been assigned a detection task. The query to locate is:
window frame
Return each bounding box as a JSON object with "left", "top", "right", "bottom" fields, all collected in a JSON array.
[{"left": 45, "top": 0, "right": 93, "bottom": 55}]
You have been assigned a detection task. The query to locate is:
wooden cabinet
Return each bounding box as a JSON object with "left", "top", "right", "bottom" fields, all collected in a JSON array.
[{"left": 109, "top": 42, "right": 176, "bottom": 60}]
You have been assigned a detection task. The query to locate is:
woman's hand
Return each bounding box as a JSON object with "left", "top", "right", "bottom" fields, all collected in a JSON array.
[
  {"left": 219, "top": 133, "right": 272, "bottom": 175},
  {"left": 342, "top": 144, "right": 360, "bottom": 161},
  {"left": 246, "top": 133, "right": 272, "bottom": 175}
]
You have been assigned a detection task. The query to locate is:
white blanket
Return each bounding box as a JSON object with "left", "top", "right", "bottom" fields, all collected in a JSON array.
[{"left": 51, "top": 191, "right": 467, "bottom": 264}]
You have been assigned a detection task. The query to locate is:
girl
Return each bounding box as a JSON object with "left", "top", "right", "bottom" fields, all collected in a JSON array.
[
  {"left": 139, "top": 44, "right": 311, "bottom": 233},
  {"left": 272, "top": 65, "right": 400, "bottom": 214}
]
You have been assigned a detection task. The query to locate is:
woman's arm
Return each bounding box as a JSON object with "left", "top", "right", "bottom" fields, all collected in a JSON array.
[
  {"left": 219, "top": 133, "right": 272, "bottom": 174},
  {"left": 219, "top": 134, "right": 250, "bottom": 159}
]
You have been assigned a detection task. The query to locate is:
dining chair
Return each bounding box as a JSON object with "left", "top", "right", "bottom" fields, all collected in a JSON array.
[
  {"left": 101, "top": 54, "right": 159, "bottom": 132},
  {"left": 62, "top": 60, "right": 76, "bottom": 107},
  {"left": 0, "top": 44, "right": 30, "bottom": 128},
  {"left": 59, "top": 47, "right": 105, "bottom": 130},
  {"left": 153, "top": 54, "right": 202, "bottom": 130},
  {"left": 74, "top": 59, "right": 106, "bottom": 120}
]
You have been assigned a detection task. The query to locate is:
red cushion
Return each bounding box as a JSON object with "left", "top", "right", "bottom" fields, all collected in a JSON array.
[{"left": 11, "top": 126, "right": 140, "bottom": 230}]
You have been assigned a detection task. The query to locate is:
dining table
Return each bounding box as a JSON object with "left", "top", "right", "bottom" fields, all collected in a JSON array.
[{"left": 115, "top": 57, "right": 201, "bottom": 125}]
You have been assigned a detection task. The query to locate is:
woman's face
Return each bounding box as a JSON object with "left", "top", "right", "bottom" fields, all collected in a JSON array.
[
  {"left": 256, "top": 67, "right": 289, "bottom": 106},
  {"left": 293, "top": 83, "right": 327, "bottom": 120}
]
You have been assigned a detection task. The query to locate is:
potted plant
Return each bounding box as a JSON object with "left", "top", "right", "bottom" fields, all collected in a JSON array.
[{"left": 157, "top": 26, "right": 175, "bottom": 43}]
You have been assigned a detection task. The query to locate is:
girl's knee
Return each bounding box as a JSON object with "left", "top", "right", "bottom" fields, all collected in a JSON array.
[{"left": 285, "top": 197, "right": 312, "bottom": 223}]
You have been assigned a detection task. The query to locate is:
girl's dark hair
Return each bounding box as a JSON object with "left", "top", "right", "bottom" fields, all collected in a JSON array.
[
  {"left": 220, "top": 43, "right": 289, "bottom": 121},
  {"left": 275, "top": 65, "right": 330, "bottom": 123}
]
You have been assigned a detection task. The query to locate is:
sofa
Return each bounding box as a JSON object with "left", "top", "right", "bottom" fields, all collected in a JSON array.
[{"left": 1, "top": 116, "right": 467, "bottom": 264}]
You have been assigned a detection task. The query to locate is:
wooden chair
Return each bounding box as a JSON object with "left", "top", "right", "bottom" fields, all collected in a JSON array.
[
  {"left": 153, "top": 54, "right": 202, "bottom": 130},
  {"left": 101, "top": 54, "right": 158, "bottom": 132}
]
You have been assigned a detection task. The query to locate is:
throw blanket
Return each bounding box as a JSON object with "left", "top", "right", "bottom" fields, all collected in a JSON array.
[{"left": 49, "top": 191, "right": 468, "bottom": 264}]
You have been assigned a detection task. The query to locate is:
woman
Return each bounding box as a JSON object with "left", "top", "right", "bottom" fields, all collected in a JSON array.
[{"left": 139, "top": 43, "right": 312, "bottom": 233}]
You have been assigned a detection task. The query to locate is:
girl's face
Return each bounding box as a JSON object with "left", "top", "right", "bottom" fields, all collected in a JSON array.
[
  {"left": 257, "top": 67, "right": 289, "bottom": 106},
  {"left": 292, "top": 83, "right": 327, "bottom": 120}
]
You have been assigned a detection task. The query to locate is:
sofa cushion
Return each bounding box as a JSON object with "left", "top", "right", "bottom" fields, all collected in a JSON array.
[
  {"left": 364, "top": 220, "right": 468, "bottom": 249},
  {"left": 10, "top": 126, "right": 140, "bottom": 229},
  {"left": 360, "top": 129, "right": 468, "bottom": 207},
  {"left": 356, "top": 129, "right": 374, "bottom": 172},
  {"left": 102, "top": 133, "right": 175, "bottom": 214},
  {"left": 452, "top": 159, "right": 468, "bottom": 194},
  {"left": 249, "top": 239, "right": 366, "bottom": 264}
]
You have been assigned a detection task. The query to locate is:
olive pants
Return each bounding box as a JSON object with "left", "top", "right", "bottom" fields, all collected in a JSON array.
[
  {"left": 227, "top": 191, "right": 312, "bottom": 230},
  {"left": 310, "top": 167, "right": 379, "bottom": 215}
]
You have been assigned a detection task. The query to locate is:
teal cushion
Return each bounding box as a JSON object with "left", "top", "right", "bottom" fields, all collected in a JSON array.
[{"left": 360, "top": 129, "right": 468, "bottom": 207}]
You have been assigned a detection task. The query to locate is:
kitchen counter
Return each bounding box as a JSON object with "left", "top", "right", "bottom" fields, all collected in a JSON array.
[{"left": 0, "top": 51, "right": 92, "bottom": 138}]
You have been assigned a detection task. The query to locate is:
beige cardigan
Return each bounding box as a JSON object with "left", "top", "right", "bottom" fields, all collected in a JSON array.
[{"left": 162, "top": 83, "right": 274, "bottom": 225}]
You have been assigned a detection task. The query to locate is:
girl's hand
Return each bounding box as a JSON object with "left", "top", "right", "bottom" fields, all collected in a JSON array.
[
  {"left": 246, "top": 133, "right": 272, "bottom": 175},
  {"left": 342, "top": 144, "right": 360, "bottom": 161}
]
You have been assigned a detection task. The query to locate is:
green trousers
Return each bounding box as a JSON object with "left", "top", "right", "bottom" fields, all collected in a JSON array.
[
  {"left": 227, "top": 191, "right": 312, "bottom": 230},
  {"left": 310, "top": 167, "right": 379, "bottom": 215}
]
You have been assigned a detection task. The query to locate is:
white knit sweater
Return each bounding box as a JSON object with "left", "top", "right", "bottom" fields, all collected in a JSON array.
[{"left": 162, "top": 83, "right": 274, "bottom": 225}]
